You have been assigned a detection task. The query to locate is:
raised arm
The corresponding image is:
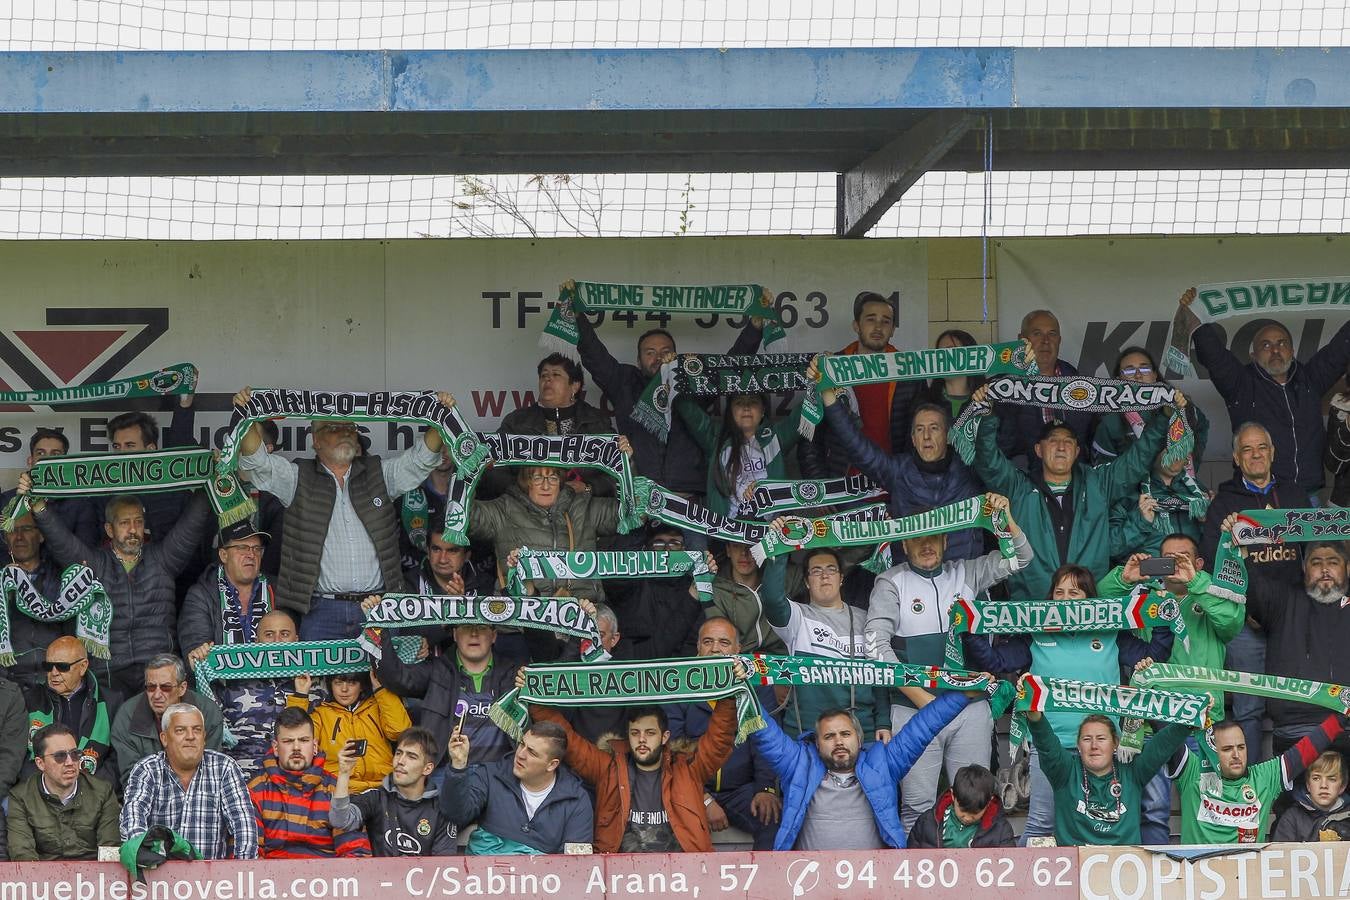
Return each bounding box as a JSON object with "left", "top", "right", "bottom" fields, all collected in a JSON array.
[
  {"left": 689, "top": 696, "right": 739, "bottom": 784},
  {"left": 439, "top": 765, "right": 490, "bottom": 826},
  {"left": 372, "top": 627, "right": 432, "bottom": 699},
  {"left": 528, "top": 703, "right": 613, "bottom": 787},
  {"left": 821, "top": 401, "right": 905, "bottom": 489},
  {"left": 747, "top": 698, "right": 808, "bottom": 780},
  {"left": 1191, "top": 322, "right": 1245, "bottom": 400},
  {"left": 1117, "top": 623, "right": 1174, "bottom": 667},
  {"left": 1101, "top": 408, "right": 1169, "bottom": 503},
  {"left": 1134, "top": 722, "right": 1194, "bottom": 780},
  {"left": 674, "top": 396, "right": 719, "bottom": 453},
  {"left": 1027, "top": 711, "right": 1074, "bottom": 788},
  {"left": 1302, "top": 319, "right": 1350, "bottom": 395},
  {"left": 576, "top": 310, "right": 638, "bottom": 407},
  {"left": 1278, "top": 714, "right": 1347, "bottom": 788},
  {"left": 971, "top": 413, "right": 1025, "bottom": 497},
  {"left": 157, "top": 490, "right": 214, "bottom": 576},
  {"left": 960, "top": 631, "right": 1031, "bottom": 676},
  {"left": 759, "top": 556, "right": 791, "bottom": 629}
]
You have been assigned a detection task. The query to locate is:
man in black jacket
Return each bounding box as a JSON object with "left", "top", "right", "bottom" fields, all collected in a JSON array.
[
  {"left": 996, "top": 309, "right": 1095, "bottom": 462},
  {"left": 22, "top": 636, "right": 118, "bottom": 784},
  {"left": 329, "top": 726, "right": 455, "bottom": 857},
  {"left": 1, "top": 514, "right": 75, "bottom": 691}
]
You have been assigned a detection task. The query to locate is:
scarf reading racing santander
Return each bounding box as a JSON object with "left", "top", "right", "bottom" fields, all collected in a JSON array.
[
  {"left": 0, "top": 564, "right": 111, "bottom": 664},
  {"left": 1010, "top": 674, "right": 1210, "bottom": 752},
  {"left": 506, "top": 548, "right": 714, "bottom": 605},
  {"left": 632, "top": 353, "right": 814, "bottom": 441},
  {"left": 0, "top": 363, "right": 197, "bottom": 405}
]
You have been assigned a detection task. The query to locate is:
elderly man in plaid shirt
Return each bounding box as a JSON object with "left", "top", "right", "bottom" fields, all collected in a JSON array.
[{"left": 120, "top": 702, "right": 258, "bottom": 859}]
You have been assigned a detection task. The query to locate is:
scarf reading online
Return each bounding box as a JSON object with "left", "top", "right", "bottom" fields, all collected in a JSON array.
[
  {"left": 0, "top": 363, "right": 197, "bottom": 405},
  {"left": 0, "top": 564, "right": 111, "bottom": 664},
  {"left": 506, "top": 548, "right": 714, "bottom": 605},
  {"left": 631, "top": 353, "right": 815, "bottom": 441}
]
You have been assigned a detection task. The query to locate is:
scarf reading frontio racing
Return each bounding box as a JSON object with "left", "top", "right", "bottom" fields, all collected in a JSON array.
[
  {"left": 750, "top": 495, "right": 1017, "bottom": 566},
  {"left": 1, "top": 449, "right": 254, "bottom": 531},
  {"left": 0, "top": 564, "right": 111, "bottom": 664},
  {"left": 194, "top": 638, "right": 419, "bottom": 696},
  {"left": 1165, "top": 277, "right": 1350, "bottom": 376},
  {"left": 489, "top": 657, "right": 765, "bottom": 744},
  {"left": 631, "top": 353, "right": 815, "bottom": 441},
  {"left": 360, "top": 592, "right": 610, "bottom": 663},
  {"left": 218, "top": 388, "right": 490, "bottom": 484},
  {"left": 740, "top": 473, "right": 886, "bottom": 519},
  {"left": 0, "top": 363, "right": 198, "bottom": 406},
  {"left": 1010, "top": 674, "right": 1211, "bottom": 752},
  {"left": 541, "top": 279, "right": 787, "bottom": 358},
  {"left": 506, "top": 548, "right": 714, "bottom": 606},
  {"left": 631, "top": 476, "right": 769, "bottom": 545},
  {"left": 948, "top": 375, "right": 1194, "bottom": 467},
  {"left": 801, "top": 341, "right": 1038, "bottom": 438},
  {"left": 943, "top": 585, "right": 1190, "bottom": 671}
]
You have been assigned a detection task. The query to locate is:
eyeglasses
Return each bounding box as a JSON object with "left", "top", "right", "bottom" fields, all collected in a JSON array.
[
  {"left": 528, "top": 473, "right": 562, "bottom": 485},
  {"left": 224, "top": 543, "right": 263, "bottom": 556},
  {"left": 650, "top": 539, "right": 685, "bottom": 550},
  {"left": 44, "top": 659, "right": 86, "bottom": 672},
  {"left": 145, "top": 681, "right": 183, "bottom": 694},
  {"left": 806, "top": 565, "right": 840, "bottom": 578},
  {"left": 1119, "top": 365, "right": 1153, "bottom": 377},
  {"left": 44, "top": 750, "right": 81, "bottom": 765}
]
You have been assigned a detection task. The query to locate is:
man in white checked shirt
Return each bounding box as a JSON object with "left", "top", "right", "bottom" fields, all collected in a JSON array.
[{"left": 120, "top": 703, "right": 258, "bottom": 859}]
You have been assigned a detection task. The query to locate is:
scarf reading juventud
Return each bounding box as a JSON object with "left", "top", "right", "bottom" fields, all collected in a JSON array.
[
  {"left": 801, "top": 341, "right": 1037, "bottom": 438},
  {"left": 632, "top": 353, "right": 814, "bottom": 441},
  {"left": 194, "top": 639, "right": 419, "bottom": 696},
  {"left": 740, "top": 473, "right": 885, "bottom": 519},
  {"left": 943, "top": 586, "right": 1189, "bottom": 671},
  {"left": 948, "top": 376, "right": 1194, "bottom": 467},
  {"left": 541, "top": 280, "right": 787, "bottom": 357},
  {"left": 218, "top": 388, "right": 490, "bottom": 483},
  {"left": 0, "top": 363, "right": 197, "bottom": 405},
  {"left": 1165, "top": 277, "right": 1350, "bottom": 375},
  {"left": 751, "top": 495, "right": 1016, "bottom": 565},
  {"left": 2, "top": 449, "right": 254, "bottom": 531},
  {"left": 489, "top": 657, "right": 765, "bottom": 743},
  {"left": 506, "top": 548, "right": 714, "bottom": 605},
  {"left": 360, "top": 592, "right": 610, "bottom": 663},
  {"left": 0, "top": 564, "right": 111, "bottom": 664},
  {"left": 1010, "top": 674, "right": 1210, "bottom": 752}
]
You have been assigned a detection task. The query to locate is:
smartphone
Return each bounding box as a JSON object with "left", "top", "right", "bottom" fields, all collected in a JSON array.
[
  {"left": 1139, "top": 557, "right": 1176, "bottom": 578},
  {"left": 346, "top": 739, "right": 368, "bottom": 757}
]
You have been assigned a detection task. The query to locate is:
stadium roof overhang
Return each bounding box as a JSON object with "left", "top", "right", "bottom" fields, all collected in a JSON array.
[{"left": 1, "top": 47, "right": 1346, "bottom": 236}]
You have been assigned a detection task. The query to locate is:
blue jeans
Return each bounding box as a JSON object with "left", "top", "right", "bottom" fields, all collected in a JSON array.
[
  {"left": 1021, "top": 744, "right": 1056, "bottom": 845},
  {"left": 1140, "top": 770, "right": 1172, "bottom": 845},
  {"left": 1225, "top": 624, "right": 1267, "bottom": 763},
  {"left": 300, "top": 596, "right": 367, "bottom": 641}
]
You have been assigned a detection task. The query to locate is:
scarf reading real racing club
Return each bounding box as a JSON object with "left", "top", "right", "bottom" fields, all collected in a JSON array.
[
  {"left": 0, "top": 564, "right": 112, "bottom": 664},
  {"left": 630, "top": 352, "right": 815, "bottom": 441}
]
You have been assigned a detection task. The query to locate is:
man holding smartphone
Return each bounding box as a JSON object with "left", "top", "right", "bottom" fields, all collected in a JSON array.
[{"left": 329, "top": 726, "right": 456, "bottom": 857}]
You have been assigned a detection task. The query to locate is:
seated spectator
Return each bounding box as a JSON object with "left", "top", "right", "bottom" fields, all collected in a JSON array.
[
  {"left": 111, "top": 654, "right": 224, "bottom": 790},
  {"left": 442, "top": 721, "right": 594, "bottom": 855},
  {"left": 1109, "top": 445, "right": 1207, "bottom": 563},
  {"left": 709, "top": 541, "right": 787, "bottom": 655},
  {"left": 329, "top": 726, "right": 456, "bottom": 857},
  {"left": 1168, "top": 716, "right": 1345, "bottom": 844},
  {"left": 666, "top": 617, "right": 782, "bottom": 850},
  {"left": 0, "top": 513, "right": 75, "bottom": 691},
  {"left": 180, "top": 521, "right": 274, "bottom": 671},
  {"left": 288, "top": 668, "right": 410, "bottom": 793},
  {"left": 997, "top": 310, "right": 1094, "bottom": 460},
  {"left": 907, "top": 764, "right": 1015, "bottom": 849},
  {"left": 1093, "top": 346, "right": 1209, "bottom": 462},
  {"left": 0, "top": 428, "right": 101, "bottom": 565},
  {"left": 593, "top": 524, "right": 705, "bottom": 660},
  {"left": 6, "top": 723, "right": 120, "bottom": 860},
  {"left": 213, "top": 609, "right": 303, "bottom": 777},
  {"left": 406, "top": 511, "right": 492, "bottom": 597},
  {"left": 1028, "top": 707, "right": 1190, "bottom": 846},
  {"left": 121, "top": 702, "right": 258, "bottom": 859},
  {"left": 676, "top": 391, "right": 804, "bottom": 521},
  {"left": 751, "top": 691, "right": 973, "bottom": 850},
  {"left": 529, "top": 688, "right": 737, "bottom": 853},
  {"left": 1272, "top": 750, "right": 1350, "bottom": 842},
  {"left": 23, "top": 636, "right": 117, "bottom": 783},
  {"left": 866, "top": 493, "right": 1031, "bottom": 831},
  {"left": 248, "top": 706, "right": 372, "bottom": 858}
]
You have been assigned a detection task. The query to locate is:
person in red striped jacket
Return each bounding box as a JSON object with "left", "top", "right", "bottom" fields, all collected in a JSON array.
[{"left": 247, "top": 706, "right": 372, "bottom": 859}]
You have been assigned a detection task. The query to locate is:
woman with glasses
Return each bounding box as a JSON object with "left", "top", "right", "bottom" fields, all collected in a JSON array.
[{"left": 1092, "top": 346, "right": 1209, "bottom": 463}]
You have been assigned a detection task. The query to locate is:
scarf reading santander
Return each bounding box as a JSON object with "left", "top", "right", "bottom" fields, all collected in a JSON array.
[
  {"left": 506, "top": 548, "right": 714, "bottom": 605},
  {"left": 1009, "top": 674, "right": 1210, "bottom": 753},
  {"left": 0, "top": 564, "right": 112, "bottom": 664},
  {"left": 948, "top": 375, "right": 1194, "bottom": 467},
  {"left": 194, "top": 639, "right": 420, "bottom": 696},
  {"left": 0, "top": 363, "right": 197, "bottom": 405},
  {"left": 541, "top": 279, "right": 788, "bottom": 357},
  {"left": 489, "top": 657, "right": 765, "bottom": 743},
  {"left": 631, "top": 352, "right": 815, "bottom": 441},
  {"left": 740, "top": 473, "right": 886, "bottom": 519},
  {"left": 801, "top": 341, "right": 1038, "bottom": 438},
  {"left": 1, "top": 449, "right": 254, "bottom": 531},
  {"left": 360, "top": 592, "right": 610, "bottom": 663},
  {"left": 750, "top": 494, "right": 1017, "bottom": 566}
]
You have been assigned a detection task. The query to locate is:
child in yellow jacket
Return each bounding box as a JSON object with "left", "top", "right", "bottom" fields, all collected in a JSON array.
[{"left": 289, "top": 668, "right": 411, "bottom": 793}]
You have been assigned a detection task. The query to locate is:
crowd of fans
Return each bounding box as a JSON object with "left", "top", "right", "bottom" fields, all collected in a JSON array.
[{"left": 0, "top": 288, "right": 1349, "bottom": 862}]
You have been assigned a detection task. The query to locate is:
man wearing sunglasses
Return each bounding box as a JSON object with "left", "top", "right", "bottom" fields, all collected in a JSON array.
[
  {"left": 7, "top": 722, "right": 120, "bottom": 860},
  {"left": 110, "top": 653, "right": 223, "bottom": 790},
  {"left": 22, "top": 635, "right": 117, "bottom": 783}
]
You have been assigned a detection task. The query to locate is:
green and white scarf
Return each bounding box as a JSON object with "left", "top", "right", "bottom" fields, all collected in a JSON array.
[
  {"left": 2, "top": 449, "right": 254, "bottom": 530},
  {"left": 0, "top": 363, "right": 197, "bottom": 405},
  {"left": 541, "top": 280, "right": 787, "bottom": 357},
  {"left": 1133, "top": 663, "right": 1350, "bottom": 719},
  {"left": 1165, "top": 277, "right": 1350, "bottom": 375},
  {"left": 1010, "top": 674, "right": 1210, "bottom": 752},
  {"left": 0, "top": 564, "right": 112, "bottom": 664},
  {"left": 489, "top": 657, "right": 765, "bottom": 743},
  {"left": 802, "top": 341, "right": 1038, "bottom": 438},
  {"left": 632, "top": 476, "right": 769, "bottom": 545},
  {"left": 1207, "top": 507, "right": 1343, "bottom": 604},
  {"left": 1142, "top": 472, "right": 1211, "bottom": 524},
  {"left": 360, "top": 592, "right": 610, "bottom": 663},
  {"left": 194, "top": 638, "right": 420, "bottom": 696},
  {"left": 400, "top": 488, "right": 432, "bottom": 552},
  {"left": 741, "top": 473, "right": 885, "bottom": 519},
  {"left": 506, "top": 548, "right": 715, "bottom": 605},
  {"left": 219, "top": 388, "right": 490, "bottom": 484},
  {"left": 751, "top": 495, "right": 1016, "bottom": 565},
  {"left": 632, "top": 353, "right": 814, "bottom": 441},
  {"left": 948, "top": 376, "right": 1194, "bottom": 467},
  {"left": 1209, "top": 533, "right": 1250, "bottom": 604},
  {"left": 943, "top": 585, "right": 1189, "bottom": 671}
]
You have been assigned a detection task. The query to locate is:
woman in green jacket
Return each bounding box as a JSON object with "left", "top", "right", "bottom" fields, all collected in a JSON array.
[{"left": 676, "top": 392, "right": 804, "bottom": 518}]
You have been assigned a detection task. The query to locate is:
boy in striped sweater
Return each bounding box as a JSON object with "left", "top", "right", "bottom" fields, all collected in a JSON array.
[{"left": 248, "top": 706, "right": 372, "bottom": 858}]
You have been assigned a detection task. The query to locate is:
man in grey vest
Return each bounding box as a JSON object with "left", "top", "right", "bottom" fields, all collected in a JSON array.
[{"left": 230, "top": 387, "right": 457, "bottom": 640}]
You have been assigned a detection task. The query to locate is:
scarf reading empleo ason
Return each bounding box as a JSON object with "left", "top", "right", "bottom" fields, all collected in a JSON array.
[
  {"left": 360, "top": 592, "right": 611, "bottom": 663},
  {"left": 800, "top": 341, "right": 1038, "bottom": 439},
  {"left": 0, "top": 564, "right": 111, "bottom": 664},
  {"left": 1165, "top": 277, "right": 1350, "bottom": 376},
  {"left": 750, "top": 494, "right": 1017, "bottom": 566},
  {"left": 506, "top": 548, "right": 714, "bottom": 605},
  {"left": 1009, "top": 674, "right": 1211, "bottom": 752},
  {"left": 948, "top": 375, "right": 1194, "bottom": 468},
  {"left": 194, "top": 638, "right": 420, "bottom": 696},
  {"left": 1, "top": 449, "right": 254, "bottom": 531},
  {"left": 632, "top": 476, "right": 767, "bottom": 545},
  {"left": 1207, "top": 506, "right": 1342, "bottom": 603},
  {"left": 0, "top": 363, "right": 197, "bottom": 405},
  {"left": 631, "top": 353, "right": 815, "bottom": 441},
  {"left": 541, "top": 280, "right": 788, "bottom": 358}
]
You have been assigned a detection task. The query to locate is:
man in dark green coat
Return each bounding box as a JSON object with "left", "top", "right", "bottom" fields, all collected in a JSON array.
[{"left": 7, "top": 723, "right": 120, "bottom": 860}]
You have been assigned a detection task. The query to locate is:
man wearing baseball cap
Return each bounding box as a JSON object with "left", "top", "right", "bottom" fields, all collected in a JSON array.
[{"left": 179, "top": 521, "right": 275, "bottom": 669}]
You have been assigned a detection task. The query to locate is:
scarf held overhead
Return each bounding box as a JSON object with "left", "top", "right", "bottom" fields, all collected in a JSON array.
[
  {"left": 0, "top": 363, "right": 197, "bottom": 405},
  {"left": 631, "top": 353, "right": 815, "bottom": 441},
  {"left": 740, "top": 473, "right": 886, "bottom": 519},
  {"left": 632, "top": 476, "right": 768, "bottom": 545},
  {"left": 0, "top": 564, "right": 112, "bottom": 665},
  {"left": 1010, "top": 674, "right": 1211, "bottom": 752},
  {"left": 1132, "top": 663, "right": 1350, "bottom": 718},
  {"left": 1207, "top": 508, "right": 1342, "bottom": 604},
  {"left": 506, "top": 548, "right": 714, "bottom": 605},
  {"left": 194, "top": 638, "right": 419, "bottom": 696}
]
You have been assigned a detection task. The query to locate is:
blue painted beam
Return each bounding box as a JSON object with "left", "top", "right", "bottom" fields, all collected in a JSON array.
[{"left": 1, "top": 47, "right": 1346, "bottom": 115}]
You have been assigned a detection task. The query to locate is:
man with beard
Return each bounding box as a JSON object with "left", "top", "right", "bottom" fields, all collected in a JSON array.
[
  {"left": 329, "top": 726, "right": 456, "bottom": 857},
  {"left": 248, "top": 706, "right": 372, "bottom": 858},
  {"left": 996, "top": 309, "right": 1095, "bottom": 462},
  {"left": 231, "top": 387, "right": 457, "bottom": 641},
  {"left": 0, "top": 512, "right": 75, "bottom": 691}
]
